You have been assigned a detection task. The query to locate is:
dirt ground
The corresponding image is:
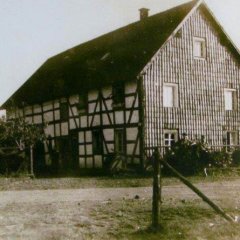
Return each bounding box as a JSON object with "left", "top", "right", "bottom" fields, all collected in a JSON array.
[{"left": 0, "top": 179, "right": 240, "bottom": 239}]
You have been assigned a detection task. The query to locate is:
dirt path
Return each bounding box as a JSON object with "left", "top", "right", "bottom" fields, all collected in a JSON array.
[
  {"left": 0, "top": 179, "right": 240, "bottom": 240},
  {"left": 0, "top": 179, "right": 240, "bottom": 204}
]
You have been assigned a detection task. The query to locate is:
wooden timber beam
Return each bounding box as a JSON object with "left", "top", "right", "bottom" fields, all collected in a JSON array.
[{"left": 160, "top": 158, "right": 235, "bottom": 223}]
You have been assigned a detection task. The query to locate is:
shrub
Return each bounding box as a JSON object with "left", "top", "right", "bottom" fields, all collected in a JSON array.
[
  {"left": 209, "top": 149, "right": 232, "bottom": 168},
  {"left": 164, "top": 139, "right": 211, "bottom": 176},
  {"left": 232, "top": 148, "right": 240, "bottom": 166}
]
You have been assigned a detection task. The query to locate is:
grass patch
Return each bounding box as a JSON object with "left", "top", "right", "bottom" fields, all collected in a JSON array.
[{"left": 90, "top": 198, "right": 240, "bottom": 240}]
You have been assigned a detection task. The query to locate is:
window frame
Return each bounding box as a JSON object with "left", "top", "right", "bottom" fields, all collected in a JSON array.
[
  {"left": 224, "top": 88, "right": 237, "bottom": 111},
  {"left": 225, "top": 131, "right": 239, "bottom": 152},
  {"left": 60, "top": 102, "right": 69, "bottom": 121},
  {"left": 163, "top": 83, "right": 179, "bottom": 108},
  {"left": 193, "top": 37, "right": 206, "bottom": 59},
  {"left": 112, "top": 82, "right": 125, "bottom": 109},
  {"left": 77, "top": 94, "right": 88, "bottom": 115},
  {"left": 164, "top": 130, "right": 178, "bottom": 148}
]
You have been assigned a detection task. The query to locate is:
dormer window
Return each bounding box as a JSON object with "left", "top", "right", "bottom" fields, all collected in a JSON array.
[{"left": 193, "top": 37, "right": 206, "bottom": 59}]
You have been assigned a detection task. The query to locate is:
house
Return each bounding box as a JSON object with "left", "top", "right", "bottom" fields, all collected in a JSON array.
[{"left": 2, "top": 0, "right": 240, "bottom": 173}]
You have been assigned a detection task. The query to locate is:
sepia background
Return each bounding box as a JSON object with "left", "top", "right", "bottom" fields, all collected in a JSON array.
[{"left": 0, "top": 0, "right": 239, "bottom": 107}]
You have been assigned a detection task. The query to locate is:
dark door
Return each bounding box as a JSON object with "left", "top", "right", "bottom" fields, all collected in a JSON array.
[
  {"left": 56, "top": 133, "right": 78, "bottom": 173},
  {"left": 33, "top": 140, "right": 45, "bottom": 174},
  {"left": 60, "top": 137, "right": 71, "bottom": 170},
  {"left": 70, "top": 131, "right": 79, "bottom": 169}
]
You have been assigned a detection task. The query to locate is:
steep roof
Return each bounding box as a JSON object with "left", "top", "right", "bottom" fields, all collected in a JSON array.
[{"left": 2, "top": 0, "right": 198, "bottom": 108}]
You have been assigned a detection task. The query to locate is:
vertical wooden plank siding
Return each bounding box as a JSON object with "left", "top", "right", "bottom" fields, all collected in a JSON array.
[{"left": 142, "top": 8, "right": 240, "bottom": 157}]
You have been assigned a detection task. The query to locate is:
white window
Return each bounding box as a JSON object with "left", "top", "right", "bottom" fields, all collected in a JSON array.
[
  {"left": 193, "top": 37, "right": 206, "bottom": 59},
  {"left": 226, "top": 131, "right": 238, "bottom": 146},
  {"left": 164, "top": 130, "right": 178, "bottom": 147},
  {"left": 163, "top": 83, "right": 178, "bottom": 107},
  {"left": 224, "top": 88, "right": 237, "bottom": 110}
]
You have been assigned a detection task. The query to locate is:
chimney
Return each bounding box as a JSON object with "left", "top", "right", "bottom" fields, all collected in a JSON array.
[{"left": 139, "top": 8, "right": 149, "bottom": 21}]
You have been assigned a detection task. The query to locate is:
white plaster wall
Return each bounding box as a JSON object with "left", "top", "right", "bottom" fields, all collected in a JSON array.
[
  {"left": 88, "top": 90, "right": 98, "bottom": 101},
  {"left": 86, "top": 131, "right": 92, "bottom": 142},
  {"left": 127, "top": 144, "right": 135, "bottom": 155},
  {"left": 43, "top": 101, "right": 52, "bottom": 111},
  {"left": 125, "top": 96, "right": 135, "bottom": 109},
  {"left": 92, "top": 114, "right": 100, "bottom": 126},
  {"left": 54, "top": 110, "right": 60, "bottom": 120},
  {"left": 79, "top": 145, "right": 85, "bottom": 155},
  {"left": 33, "top": 115, "right": 42, "bottom": 124},
  {"left": 125, "top": 82, "right": 137, "bottom": 94},
  {"left": 105, "top": 99, "right": 112, "bottom": 111},
  {"left": 45, "top": 124, "right": 54, "bottom": 137},
  {"left": 103, "top": 129, "right": 114, "bottom": 141},
  {"left": 102, "top": 114, "right": 110, "bottom": 125},
  {"left": 80, "top": 116, "right": 88, "bottom": 128},
  {"left": 115, "top": 111, "right": 124, "bottom": 124},
  {"left": 88, "top": 102, "right": 96, "bottom": 113},
  {"left": 55, "top": 124, "right": 60, "bottom": 136},
  {"left": 69, "top": 95, "right": 79, "bottom": 105},
  {"left": 107, "top": 144, "right": 114, "bottom": 153},
  {"left": 44, "top": 111, "right": 54, "bottom": 122},
  {"left": 126, "top": 127, "right": 138, "bottom": 141},
  {"left": 54, "top": 101, "right": 59, "bottom": 108},
  {"left": 126, "top": 111, "right": 139, "bottom": 123},
  {"left": 61, "top": 122, "right": 68, "bottom": 136},
  {"left": 79, "top": 132, "right": 84, "bottom": 143},
  {"left": 102, "top": 86, "right": 112, "bottom": 98},
  {"left": 33, "top": 104, "right": 42, "bottom": 113},
  {"left": 69, "top": 118, "right": 78, "bottom": 129}
]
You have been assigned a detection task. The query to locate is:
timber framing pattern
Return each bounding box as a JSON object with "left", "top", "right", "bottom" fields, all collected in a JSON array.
[{"left": 2, "top": 0, "right": 240, "bottom": 172}]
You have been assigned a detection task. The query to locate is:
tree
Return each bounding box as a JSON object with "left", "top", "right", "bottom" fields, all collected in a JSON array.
[{"left": 0, "top": 117, "right": 46, "bottom": 176}]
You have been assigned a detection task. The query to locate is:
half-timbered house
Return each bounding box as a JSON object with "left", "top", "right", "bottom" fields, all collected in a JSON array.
[{"left": 2, "top": 0, "right": 240, "bottom": 173}]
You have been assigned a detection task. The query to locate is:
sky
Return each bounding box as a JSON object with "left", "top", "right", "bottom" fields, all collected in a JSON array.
[{"left": 0, "top": 0, "right": 240, "bottom": 108}]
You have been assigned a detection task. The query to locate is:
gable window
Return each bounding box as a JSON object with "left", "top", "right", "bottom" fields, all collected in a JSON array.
[
  {"left": 193, "top": 37, "right": 206, "bottom": 59},
  {"left": 224, "top": 88, "right": 237, "bottom": 110},
  {"left": 164, "top": 130, "right": 178, "bottom": 147},
  {"left": 60, "top": 102, "right": 69, "bottom": 121},
  {"left": 115, "top": 129, "right": 125, "bottom": 154},
  {"left": 92, "top": 130, "right": 103, "bottom": 155},
  {"left": 163, "top": 83, "right": 178, "bottom": 107},
  {"left": 77, "top": 94, "right": 88, "bottom": 114},
  {"left": 112, "top": 82, "right": 125, "bottom": 108}
]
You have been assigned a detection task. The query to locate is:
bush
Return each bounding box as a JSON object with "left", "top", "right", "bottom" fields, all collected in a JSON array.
[
  {"left": 232, "top": 148, "right": 240, "bottom": 166},
  {"left": 209, "top": 149, "right": 232, "bottom": 168},
  {"left": 163, "top": 138, "right": 236, "bottom": 176},
  {"left": 164, "top": 139, "right": 210, "bottom": 176}
]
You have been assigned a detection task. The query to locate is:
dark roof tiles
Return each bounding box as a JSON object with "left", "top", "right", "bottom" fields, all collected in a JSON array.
[{"left": 3, "top": 0, "right": 197, "bottom": 107}]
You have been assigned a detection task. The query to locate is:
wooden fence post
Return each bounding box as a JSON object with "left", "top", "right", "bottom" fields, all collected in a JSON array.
[
  {"left": 30, "top": 145, "right": 34, "bottom": 177},
  {"left": 161, "top": 159, "right": 235, "bottom": 223},
  {"left": 152, "top": 147, "right": 161, "bottom": 228}
]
